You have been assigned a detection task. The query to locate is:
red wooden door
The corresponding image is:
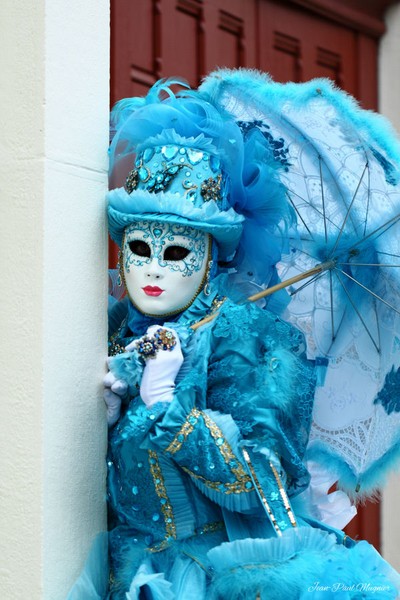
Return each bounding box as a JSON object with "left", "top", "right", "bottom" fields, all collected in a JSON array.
[
  {"left": 110, "top": 0, "right": 392, "bottom": 550},
  {"left": 257, "top": 1, "right": 381, "bottom": 110},
  {"left": 111, "top": 0, "right": 258, "bottom": 102},
  {"left": 111, "top": 0, "right": 386, "bottom": 107}
]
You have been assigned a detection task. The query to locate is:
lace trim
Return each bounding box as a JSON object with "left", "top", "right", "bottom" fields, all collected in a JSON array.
[
  {"left": 309, "top": 418, "right": 373, "bottom": 472},
  {"left": 269, "top": 461, "right": 297, "bottom": 527},
  {"left": 242, "top": 448, "right": 282, "bottom": 536}
]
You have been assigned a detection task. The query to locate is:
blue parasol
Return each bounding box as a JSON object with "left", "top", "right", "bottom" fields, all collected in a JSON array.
[{"left": 200, "top": 69, "right": 400, "bottom": 498}]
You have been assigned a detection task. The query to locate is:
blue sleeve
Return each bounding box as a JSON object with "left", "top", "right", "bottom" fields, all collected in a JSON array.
[
  {"left": 205, "top": 300, "right": 316, "bottom": 495},
  {"left": 151, "top": 395, "right": 259, "bottom": 512},
  {"left": 109, "top": 319, "right": 260, "bottom": 512}
]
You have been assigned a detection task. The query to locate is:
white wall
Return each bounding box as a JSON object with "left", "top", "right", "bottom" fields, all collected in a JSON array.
[
  {"left": 379, "top": 1, "right": 400, "bottom": 572},
  {"left": 0, "top": 3, "right": 45, "bottom": 597},
  {"left": 0, "top": 1, "right": 110, "bottom": 598}
]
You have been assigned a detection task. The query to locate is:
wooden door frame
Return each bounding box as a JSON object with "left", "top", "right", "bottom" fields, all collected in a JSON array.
[{"left": 290, "top": 0, "right": 396, "bottom": 37}]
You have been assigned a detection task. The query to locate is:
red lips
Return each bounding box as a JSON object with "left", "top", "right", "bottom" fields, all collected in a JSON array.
[{"left": 142, "top": 286, "right": 164, "bottom": 297}]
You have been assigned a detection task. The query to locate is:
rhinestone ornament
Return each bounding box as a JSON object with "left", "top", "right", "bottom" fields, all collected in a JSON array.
[
  {"left": 135, "top": 328, "right": 177, "bottom": 360},
  {"left": 201, "top": 174, "right": 222, "bottom": 203},
  {"left": 125, "top": 169, "right": 139, "bottom": 193}
]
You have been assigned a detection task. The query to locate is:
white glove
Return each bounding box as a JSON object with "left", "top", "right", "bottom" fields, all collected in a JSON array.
[
  {"left": 103, "top": 363, "right": 129, "bottom": 427},
  {"left": 103, "top": 389, "right": 122, "bottom": 427},
  {"left": 104, "top": 366, "right": 129, "bottom": 396},
  {"left": 126, "top": 325, "right": 183, "bottom": 408},
  {"left": 304, "top": 460, "right": 357, "bottom": 529}
]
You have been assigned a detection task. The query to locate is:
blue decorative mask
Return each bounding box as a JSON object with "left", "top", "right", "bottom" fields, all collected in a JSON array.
[{"left": 123, "top": 220, "right": 211, "bottom": 317}]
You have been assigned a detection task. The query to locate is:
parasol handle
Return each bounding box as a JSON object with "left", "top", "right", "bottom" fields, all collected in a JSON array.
[{"left": 191, "top": 259, "right": 336, "bottom": 331}]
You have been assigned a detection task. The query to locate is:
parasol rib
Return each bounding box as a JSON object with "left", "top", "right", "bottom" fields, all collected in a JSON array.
[
  {"left": 286, "top": 192, "right": 316, "bottom": 240},
  {"left": 374, "top": 298, "right": 382, "bottom": 355},
  {"left": 377, "top": 250, "right": 400, "bottom": 259},
  {"left": 334, "top": 270, "right": 380, "bottom": 354},
  {"left": 329, "top": 270, "right": 335, "bottom": 344},
  {"left": 247, "top": 261, "right": 335, "bottom": 302},
  {"left": 363, "top": 164, "right": 371, "bottom": 237},
  {"left": 331, "top": 162, "right": 368, "bottom": 255},
  {"left": 286, "top": 189, "right": 340, "bottom": 234},
  {"left": 289, "top": 272, "right": 325, "bottom": 296},
  {"left": 279, "top": 107, "right": 360, "bottom": 232},
  {"left": 338, "top": 263, "right": 400, "bottom": 267},
  {"left": 318, "top": 155, "right": 328, "bottom": 243},
  {"left": 337, "top": 268, "right": 400, "bottom": 316},
  {"left": 288, "top": 244, "right": 325, "bottom": 263},
  {"left": 191, "top": 260, "right": 335, "bottom": 330},
  {"left": 349, "top": 212, "right": 400, "bottom": 253},
  {"left": 326, "top": 308, "right": 347, "bottom": 355}
]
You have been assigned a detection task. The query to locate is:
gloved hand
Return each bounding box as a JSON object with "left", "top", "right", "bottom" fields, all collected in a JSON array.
[
  {"left": 103, "top": 362, "right": 129, "bottom": 427},
  {"left": 126, "top": 325, "right": 184, "bottom": 407},
  {"left": 104, "top": 389, "right": 122, "bottom": 427},
  {"left": 303, "top": 460, "right": 357, "bottom": 529}
]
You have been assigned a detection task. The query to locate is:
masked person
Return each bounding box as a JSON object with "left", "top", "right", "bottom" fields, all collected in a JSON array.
[{"left": 68, "top": 77, "right": 400, "bottom": 600}]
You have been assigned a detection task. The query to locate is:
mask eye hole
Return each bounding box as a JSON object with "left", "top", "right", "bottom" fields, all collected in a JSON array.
[
  {"left": 163, "top": 245, "right": 190, "bottom": 261},
  {"left": 128, "top": 240, "right": 151, "bottom": 258}
]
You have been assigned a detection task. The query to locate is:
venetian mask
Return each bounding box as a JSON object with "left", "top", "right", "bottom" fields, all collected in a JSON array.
[{"left": 122, "top": 220, "right": 211, "bottom": 316}]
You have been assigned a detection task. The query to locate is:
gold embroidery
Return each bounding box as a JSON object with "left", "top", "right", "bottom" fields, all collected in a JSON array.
[
  {"left": 210, "top": 295, "right": 227, "bottom": 313},
  {"left": 196, "top": 520, "right": 224, "bottom": 535},
  {"left": 148, "top": 450, "right": 177, "bottom": 542},
  {"left": 201, "top": 411, "right": 251, "bottom": 484},
  {"left": 147, "top": 539, "right": 170, "bottom": 553},
  {"left": 166, "top": 409, "right": 253, "bottom": 493},
  {"left": 182, "top": 466, "right": 253, "bottom": 495},
  {"left": 148, "top": 521, "right": 225, "bottom": 554},
  {"left": 269, "top": 461, "right": 297, "bottom": 527},
  {"left": 242, "top": 448, "right": 282, "bottom": 537},
  {"left": 165, "top": 407, "right": 202, "bottom": 454}
]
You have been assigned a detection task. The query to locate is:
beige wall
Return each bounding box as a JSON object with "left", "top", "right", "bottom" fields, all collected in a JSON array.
[
  {"left": 0, "top": 3, "right": 45, "bottom": 596},
  {"left": 379, "top": 1, "right": 400, "bottom": 572},
  {"left": 0, "top": 1, "right": 109, "bottom": 598}
]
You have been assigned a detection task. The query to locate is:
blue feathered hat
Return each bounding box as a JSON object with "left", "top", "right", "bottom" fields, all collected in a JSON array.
[{"left": 108, "top": 78, "right": 293, "bottom": 280}]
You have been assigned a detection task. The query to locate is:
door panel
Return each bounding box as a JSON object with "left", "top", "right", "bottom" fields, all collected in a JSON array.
[
  {"left": 259, "top": 1, "right": 357, "bottom": 93},
  {"left": 162, "top": 0, "right": 205, "bottom": 86},
  {"left": 111, "top": 0, "right": 160, "bottom": 101},
  {"left": 111, "top": 0, "right": 377, "bottom": 106}
]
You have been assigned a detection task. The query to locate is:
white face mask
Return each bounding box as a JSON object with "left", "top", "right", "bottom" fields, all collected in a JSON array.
[{"left": 122, "top": 221, "right": 210, "bottom": 316}]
